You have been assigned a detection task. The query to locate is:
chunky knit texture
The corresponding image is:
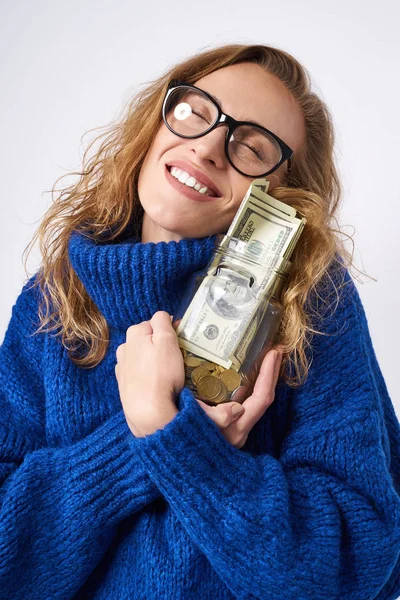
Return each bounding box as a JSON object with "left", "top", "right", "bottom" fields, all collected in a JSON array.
[{"left": 0, "top": 230, "right": 400, "bottom": 600}]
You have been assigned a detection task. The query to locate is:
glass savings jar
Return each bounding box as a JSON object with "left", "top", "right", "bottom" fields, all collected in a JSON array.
[{"left": 173, "top": 235, "right": 292, "bottom": 406}]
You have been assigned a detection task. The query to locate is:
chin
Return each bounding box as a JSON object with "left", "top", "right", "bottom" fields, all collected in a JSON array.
[{"left": 145, "top": 205, "right": 199, "bottom": 237}]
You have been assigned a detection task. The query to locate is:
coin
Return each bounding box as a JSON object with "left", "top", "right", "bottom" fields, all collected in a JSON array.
[
  {"left": 184, "top": 356, "right": 203, "bottom": 368},
  {"left": 191, "top": 366, "right": 210, "bottom": 386},
  {"left": 220, "top": 369, "right": 242, "bottom": 392},
  {"left": 210, "top": 380, "right": 229, "bottom": 404},
  {"left": 197, "top": 376, "right": 223, "bottom": 401},
  {"left": 199, "top": 360, "right": 216, "bottom": 372}
]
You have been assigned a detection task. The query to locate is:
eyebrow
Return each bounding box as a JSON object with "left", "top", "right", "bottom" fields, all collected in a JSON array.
[{"left": 205, "top": 89, "right": 266, "bottom": 129}]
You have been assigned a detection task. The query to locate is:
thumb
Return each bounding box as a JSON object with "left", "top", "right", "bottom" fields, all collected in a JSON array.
[
  {"left": 221, "top": 402, "right": 245, "bottom": 427},
  {"left": 230, "top": 402, "right": 245, "bottom": 420},
  {"left": 196, "top": 398, "right": 245, "bottom": 428}
]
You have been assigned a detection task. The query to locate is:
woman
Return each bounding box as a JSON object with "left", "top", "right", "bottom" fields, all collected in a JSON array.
[{"left": 1, "top": 43, "right": 399, "bottom": 599}]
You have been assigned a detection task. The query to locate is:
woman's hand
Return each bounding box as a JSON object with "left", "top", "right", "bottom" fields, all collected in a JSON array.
[
  {"left": 196, "top": 347, "right": 283, "bottom": 449},
  {"left": 116, "top": 310, "right": 282, "bottom": 446},
  {"left": 115, "top": 311, "right": 183, "bottom": 438}
]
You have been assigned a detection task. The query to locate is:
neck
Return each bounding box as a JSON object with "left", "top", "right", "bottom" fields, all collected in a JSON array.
[{"left": 141, "top": 213, "right": 183, "bottom": 244}]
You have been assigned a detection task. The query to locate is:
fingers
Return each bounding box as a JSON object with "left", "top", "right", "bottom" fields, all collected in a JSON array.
[
  {"left": 240, "top": 348, "right": 283, "bottom": 430},
  {"left": 196, "top": 399, "right": 245, "bottom": 429},
  {"left": 150, "top": 310, "right": 175, "bottom": 330},
  {"left": 150, "top": 311, "right": 180, "bottom": 350},
  {"left": 116, "top": 343, "right": 125, "bottom": 362},
  {"left": 257, "top": 346, "right": 283, "bottom": 385},
  {"left": 172, "top": 318, "right": 181, "bottom": 330},
  {"left": 124, "top": 312, "right": 174, "bottom": 344},
  {"left": 126, "top": 320, "right": 153, "bottom": 342}
]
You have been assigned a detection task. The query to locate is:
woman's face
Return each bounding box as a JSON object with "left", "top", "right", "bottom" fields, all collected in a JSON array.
[{"left": 138, "top": 62, "right": 305, "bottom": 242}]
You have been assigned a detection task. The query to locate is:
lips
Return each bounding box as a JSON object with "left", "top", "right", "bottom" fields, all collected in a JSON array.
[{"left": 166, "top": 160, "right": 222, "bottom": 197}]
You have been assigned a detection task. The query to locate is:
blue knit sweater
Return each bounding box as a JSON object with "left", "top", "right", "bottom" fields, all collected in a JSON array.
[{"left": 1, "top": 231, "right": 400, "bottom": 600}]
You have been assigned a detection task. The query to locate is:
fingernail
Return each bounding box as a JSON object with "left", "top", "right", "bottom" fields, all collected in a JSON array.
[{"left": 232, "top": 404, "right": 245, "bottom": 418}]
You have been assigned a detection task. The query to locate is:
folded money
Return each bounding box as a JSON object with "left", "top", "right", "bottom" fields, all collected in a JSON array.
[{"left": 174, "top": 179, "right": 306, "bottom": 405}]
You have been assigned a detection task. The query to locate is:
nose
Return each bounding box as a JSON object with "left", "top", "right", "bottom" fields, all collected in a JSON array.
[{"left": 188, "top": 124, "right": 228, "bottom": 168}]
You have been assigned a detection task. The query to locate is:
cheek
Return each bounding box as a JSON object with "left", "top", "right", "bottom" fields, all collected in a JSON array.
[
  {"left": 139, "top": 126, "right": 173, "bottom": 171},
  {"left": 230, "top": 178, "right": 252, "bottom": 210}
]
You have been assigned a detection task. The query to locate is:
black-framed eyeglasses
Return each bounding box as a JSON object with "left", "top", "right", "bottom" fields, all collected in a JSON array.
[{"left": 162, "top": 79, "right": 294, "bottom": 179}]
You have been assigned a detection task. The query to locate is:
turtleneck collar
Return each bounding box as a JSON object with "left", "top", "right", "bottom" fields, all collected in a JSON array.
[{"left": 68, "top": 230, "right": 216, "bottom": 330}]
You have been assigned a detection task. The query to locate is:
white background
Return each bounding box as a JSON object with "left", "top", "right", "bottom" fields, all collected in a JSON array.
[{"left": 1, "top": 0, "right": 399, "bottom": 419}]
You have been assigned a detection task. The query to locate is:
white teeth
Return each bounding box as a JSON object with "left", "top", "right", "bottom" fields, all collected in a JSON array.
[
  {"left": 185, "top": 176, "right": 197, "bottom": 188},
  {"left": 169, "top": 167, "right": 214, "bottom": 196},
  {"left": 177, "top": 171, "right": 190, "bottom": 184}
]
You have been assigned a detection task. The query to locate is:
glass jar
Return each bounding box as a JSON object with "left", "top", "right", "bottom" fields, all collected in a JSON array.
[{"left": 173, "top": 235, "right": 291, "bottom": 406}]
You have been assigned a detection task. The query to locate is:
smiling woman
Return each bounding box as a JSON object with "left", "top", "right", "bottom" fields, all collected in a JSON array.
[
  {"left": 139, "top": 63, "right": 304, "bottom": 243},
  {"left": 1, "top": 43, "right": 400, "bottom": 600}
]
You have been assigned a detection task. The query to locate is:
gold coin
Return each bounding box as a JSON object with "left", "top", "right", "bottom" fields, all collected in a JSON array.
[
  {"left": 191, "top": 366, "right": 210, "bottom": 386},
  {"left": 179, "top": 346, "right": 187, "bottom": 358},
  {"left": 220, "top": 369, "right": 242, "bottom": 392},
  {"left": 184, "top": 356, "right": 203, "bottom": 368},
  {"left": 209, "top": 380, "right": 229, "bottom": 405},
  {"left": 197, "top": 375, "right": 223, "bottom": 401},
  {"left": 199, "top": 360, "right": 216, "bottom": 372}
]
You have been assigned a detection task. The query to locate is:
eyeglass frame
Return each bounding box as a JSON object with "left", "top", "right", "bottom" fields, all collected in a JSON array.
[{"left": 162, "top": 79, "right": 294, "bottom": 179}]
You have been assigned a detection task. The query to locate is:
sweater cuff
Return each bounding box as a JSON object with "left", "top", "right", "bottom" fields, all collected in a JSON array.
[
  {"left": 127, "top": 387, "right": 250, "bottom": 501},
  {"left": 64, "top": 409, "right": 160, "bottom": 523}
]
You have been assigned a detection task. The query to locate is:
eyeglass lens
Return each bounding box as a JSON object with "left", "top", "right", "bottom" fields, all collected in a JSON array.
[{"left": 164, "top": 87, "right": 283, "bottom": 176}]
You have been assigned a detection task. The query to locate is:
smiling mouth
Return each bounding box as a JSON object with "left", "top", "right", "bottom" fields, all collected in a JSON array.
[{"left": 166, "top": 165, "right": 218, "bottom": 198}]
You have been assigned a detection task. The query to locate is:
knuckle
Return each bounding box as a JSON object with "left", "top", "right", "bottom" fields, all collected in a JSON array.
[
  {"left": 152, "top": 310, "right": 169, "bottom": 321},
  {"left": 210, "top": 407, "right": 230, "bottom": 429},
  {"left": 126, "top": 325, "right": 137, "bottom": 339},
  {"left": 116, "top": 344, "right": 125, "bottom": 361},
  {"left": 159, "top": 328, "right": 174, "bottom": 338},
  {"left": 217, "top": 409, "right": 231, "bottom": 428},
  {"left": 154, "top": 330, "right": 175, "bottom": 345}
]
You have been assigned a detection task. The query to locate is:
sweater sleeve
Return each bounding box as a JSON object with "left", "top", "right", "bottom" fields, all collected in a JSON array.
[
  {"left": 0, "top": 278, "right": 161, "bottom": 599},
  {"left": 129, "top": 268, "right": 400, "bottom": 600}
]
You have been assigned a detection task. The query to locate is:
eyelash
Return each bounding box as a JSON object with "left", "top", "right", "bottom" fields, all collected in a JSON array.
[
  {"left": 192, "top": 110, "right": 263, "bottom": 159},
  {"left": 245, "top": 144, "right": 263, "bottom": 160}
]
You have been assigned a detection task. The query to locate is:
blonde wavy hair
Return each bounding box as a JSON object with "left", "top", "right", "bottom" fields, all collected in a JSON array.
[{"left": 23, "top": 43, "right": 371, "bottom": 388}]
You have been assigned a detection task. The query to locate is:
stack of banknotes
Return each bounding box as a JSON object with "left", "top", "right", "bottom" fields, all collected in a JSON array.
[{"left": 175, "top": 179, "right": 307, "bottom": 405}]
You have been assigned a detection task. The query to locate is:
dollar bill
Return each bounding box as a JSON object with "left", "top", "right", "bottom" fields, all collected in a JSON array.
[
  {"left": 177, "top": 270, "right": 259, "bottom": 369},
  {"left": 175, "top": 179, "right": 306, "bottom": 371}
]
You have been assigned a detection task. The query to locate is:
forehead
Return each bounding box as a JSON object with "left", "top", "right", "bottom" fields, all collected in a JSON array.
[{"left": 194, "top": 63, "right": 305, "bottom": 154}]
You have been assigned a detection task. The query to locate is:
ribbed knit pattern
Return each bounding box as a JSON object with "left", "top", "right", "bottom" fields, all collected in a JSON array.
[
  {"left": 68, "top": 231, "right": 217, "bottom": 328},
  {"left": 0, "top": 230, "right": 399, "bottom": 599}
]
